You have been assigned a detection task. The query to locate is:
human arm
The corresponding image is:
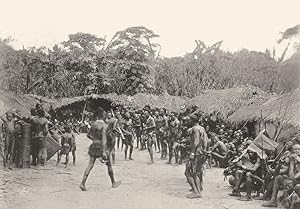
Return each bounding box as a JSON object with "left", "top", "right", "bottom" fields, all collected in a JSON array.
[
  {"left": 209, "top": 141, "right": 219, "bottom": 153},
  {"left": 145, "top": 117, "right": 156, "bottom": 130},
  {"left": 289, "top": 155, "right": 296, "bottom": 178},
  {"left": 44, "top": 122, "right": 49, "bottom": 137},
  {"left": 112, "top": 119, "right": 119, "bottom": 133},
  {"left": 101, "top": 124, "right": 108, "bottom": 157},
  {"left": 190, "top": 128, "right": 200, "bottom": 159},
  {"left": 87, "top": 126, "right": 94, "bottom": 140}
]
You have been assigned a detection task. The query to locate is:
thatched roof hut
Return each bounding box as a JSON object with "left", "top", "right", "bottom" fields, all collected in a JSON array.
[
  {"left": 53, "top": 93, "right": 187, "bottom": 113},
  {"left": 188, "top": 85, "right": 270, "bottom": 118},
  {"left": 0, "top": 90, "right": 54, "bottom": 116},
  {"left": 229, "top": 89, "right": 300, "bottom": 128}
]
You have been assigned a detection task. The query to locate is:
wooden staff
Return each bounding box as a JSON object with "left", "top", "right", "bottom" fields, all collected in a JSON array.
[
  {"left": 81, "top": 97, "right": 89, "bottom": 123},
  {"left": 0, "top": 131, "right": 6, "bottom": 168}
]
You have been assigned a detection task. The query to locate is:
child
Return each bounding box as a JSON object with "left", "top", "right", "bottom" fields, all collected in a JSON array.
[{"left": 56, "top": 126, "right": 75, "bottom": 168}]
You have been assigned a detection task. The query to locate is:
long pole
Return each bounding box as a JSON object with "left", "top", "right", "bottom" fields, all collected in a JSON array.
[
  {"left": 81, "top": 97, "right": 89, "bottom": 123},
  {"left": 260, "top": 109, "right": 265, "bottom": 202}
]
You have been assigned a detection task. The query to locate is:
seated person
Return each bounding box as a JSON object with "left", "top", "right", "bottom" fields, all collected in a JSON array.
[
  {"left": 263, "top": 144, "right": 300, "bottom": 207},
  {"left": 262, "top": 141, "right": 293, "bottom": 200},
  {"left": 281, "top": 178, "right": 300, "bottom": 209},
  {"left": 229, "top": 150, "right": 262, "bottom": 201},
  {"left": 208, "top": 135, "right": 228, "bottom": 167}
]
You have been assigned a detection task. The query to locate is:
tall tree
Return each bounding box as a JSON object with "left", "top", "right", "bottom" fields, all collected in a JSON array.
[{"left": 106, "top": 26, "right": 160, "bottom": 95}]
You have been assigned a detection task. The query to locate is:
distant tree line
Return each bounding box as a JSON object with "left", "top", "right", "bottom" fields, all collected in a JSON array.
[{"left": 0, "top": 25, "right": 299, "bottom": 98}]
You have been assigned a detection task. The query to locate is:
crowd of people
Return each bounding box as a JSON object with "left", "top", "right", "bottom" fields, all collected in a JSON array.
[
  {"left": 0, "top": 104, "right": 77, "bottom": 169},
  {"left": 1, "top": 103, "right": 300, "bottom": 208}
]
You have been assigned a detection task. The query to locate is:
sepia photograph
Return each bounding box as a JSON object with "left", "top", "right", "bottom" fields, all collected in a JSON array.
[{"left": 0, "top": 0, "right": 299, "bottom": 208}]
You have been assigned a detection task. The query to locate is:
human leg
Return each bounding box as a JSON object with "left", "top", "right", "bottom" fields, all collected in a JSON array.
[
  {"left": 80, "top": 156, "right": 96, "bottom": 191},
  {"left": 147, "top": 135, "right": 154, "bottom": 163},
  {"left": 167, "top": 140, "right": 173, "bottom": 164},
  {"left": 262, "top": 175, "right": 284, "bottom": 207},
  {"left": 105, "top": 158, "right": 121, "bottom": 188}
]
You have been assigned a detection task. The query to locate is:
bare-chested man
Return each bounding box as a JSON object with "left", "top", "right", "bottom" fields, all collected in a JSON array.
[
  {"left": 106, "top": 112, "right": 119, "bottom": 164},
  {"left": 208, "top": 135, "right": 228, "bottom": 167},
  {"left": 263, "top": 144, "right": 300, "bottom": 207},
  {"left": 80, "top": 107, "right": 121, "bottom": 191},
  {"left": 160, "top": 110, "right": 169, "bottom": 159},
  {"left": 31, "top": 109, "right": 49, "bottom": 166},
  {"left": 2, "top": 112, "right": 17, "bottom": 167},
  {"left": 144, "top": 111, "right": 157, "bottom": 164},
  {"left": 122, "top": 112, "right": 134, "bottom": 160},
  {"left": 132, "top": 112, "right": 142, "bottom": 149},
  {"left": 115, "top": 111, "right": 125, "bottom": 150},
  {"left": 167, "top": 113, "right": 180, "bottom": 164},
  {"left": 185, "top": 114, "right": 208, "bottom": 199}
]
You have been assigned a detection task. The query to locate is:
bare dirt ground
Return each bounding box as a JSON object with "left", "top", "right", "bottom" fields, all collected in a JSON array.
[{"left": 1, "top": 134, "right": 277, "bottom": 209}]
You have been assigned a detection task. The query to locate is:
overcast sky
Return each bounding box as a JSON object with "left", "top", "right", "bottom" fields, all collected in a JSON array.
[{"left": 0, "top": 0, "right": 299, "bottom": 57}]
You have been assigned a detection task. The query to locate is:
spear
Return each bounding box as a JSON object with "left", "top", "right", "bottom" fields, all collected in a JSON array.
[{"left": 81, "top": 96, "right": 89, "bottom": 123}]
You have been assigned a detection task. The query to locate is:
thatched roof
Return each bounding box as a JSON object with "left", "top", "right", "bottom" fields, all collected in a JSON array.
[
  {"left": 229, "top": 89, "right": 300, "bottom": 128},
  {"left": 53, "top": 93, "right": 187, "bottom": 112},
  {"left": 0, "top": 90, "right": 54, "bottom": 117},
  {"left": 188, "top": 85, "right": 270, "bottom": 118}
]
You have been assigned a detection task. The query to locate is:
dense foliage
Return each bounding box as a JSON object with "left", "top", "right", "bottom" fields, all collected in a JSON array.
[{"left": 0, "top": 25, "right": 299, "bottom": 98}]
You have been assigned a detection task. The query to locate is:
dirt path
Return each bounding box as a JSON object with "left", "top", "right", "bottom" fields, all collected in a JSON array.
[{"left": 1, "top": 134, "right": 275, "bottom": 209}]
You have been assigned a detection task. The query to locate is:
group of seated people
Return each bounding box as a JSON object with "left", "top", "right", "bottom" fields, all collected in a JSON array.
[{"left": 224, "top": 136, "right": 300, "bottom": 209}]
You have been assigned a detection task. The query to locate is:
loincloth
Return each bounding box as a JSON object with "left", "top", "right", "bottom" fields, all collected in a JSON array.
[
  {"left": 71, "top": 144, "right": 76, "bottom": 152},
  {"left": 189, "top": 154, "right": 207, "bottom": 174},
  {"left": 134, "top": 127, "right": 142, "bottom": 137},
  {"left": 146, "top": 132, "right": 157, "bottom": 144},
  {"left": 88, "top": 143, "right": 103, "bottom": 158},
  {"left": 60, "top": 143, "right": 71, "bottom": 155},
  {"left": 123, "top": 134, "right": 134, "bottom": 145},
  {"left": 107, "top": 133, "right": 116, "bottom": 149}
]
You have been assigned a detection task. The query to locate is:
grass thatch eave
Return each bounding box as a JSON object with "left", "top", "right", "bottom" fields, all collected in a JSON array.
[
  {"left": 0, "top": 90, "right": 53, "bottom": 117},
  {"left": 188, "top": 85, "right": 270, "bottom": 118},
  {"left": 52, "top": 93, "right": 187, "bottom": 113},
  {"left": 229, "top": 89, "right": 300, "bottom": 128}
]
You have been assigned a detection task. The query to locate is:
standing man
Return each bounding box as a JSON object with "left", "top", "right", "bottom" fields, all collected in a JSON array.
[
  {"left": 115, "top": 111, "right": 125, "bottom": 150},
  {"left": 160, "top": 110, "right": 169, "bottom": 159},
  {"left": 185, "top": 114, "right": 208, "bottom": 199},
  {"left": 31, "top": 109, "right": 49, "bottom": 166},
  {"left": 154, "top": 110, "right": 163, "bottom": 154},
  {"left": 106, "top": 111, "right": 119, "bottom": 164},
  {"left": 167, "top": 113, "right": 180, "bottom": 164},
  {"left": 132, "top": 112, "right": 142, "bottom": 149},
  {"left": 122, "top": 112, "right": 134, "bottom": 160},
  {"left": 2, "top": 112, "right": 17, "bottom": 167},
  {"left": 80, "top": 107, "right": 121, "bottom": 191},
  {"left": 144, "top": 111, "right": 156, "bottom": 164}
]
